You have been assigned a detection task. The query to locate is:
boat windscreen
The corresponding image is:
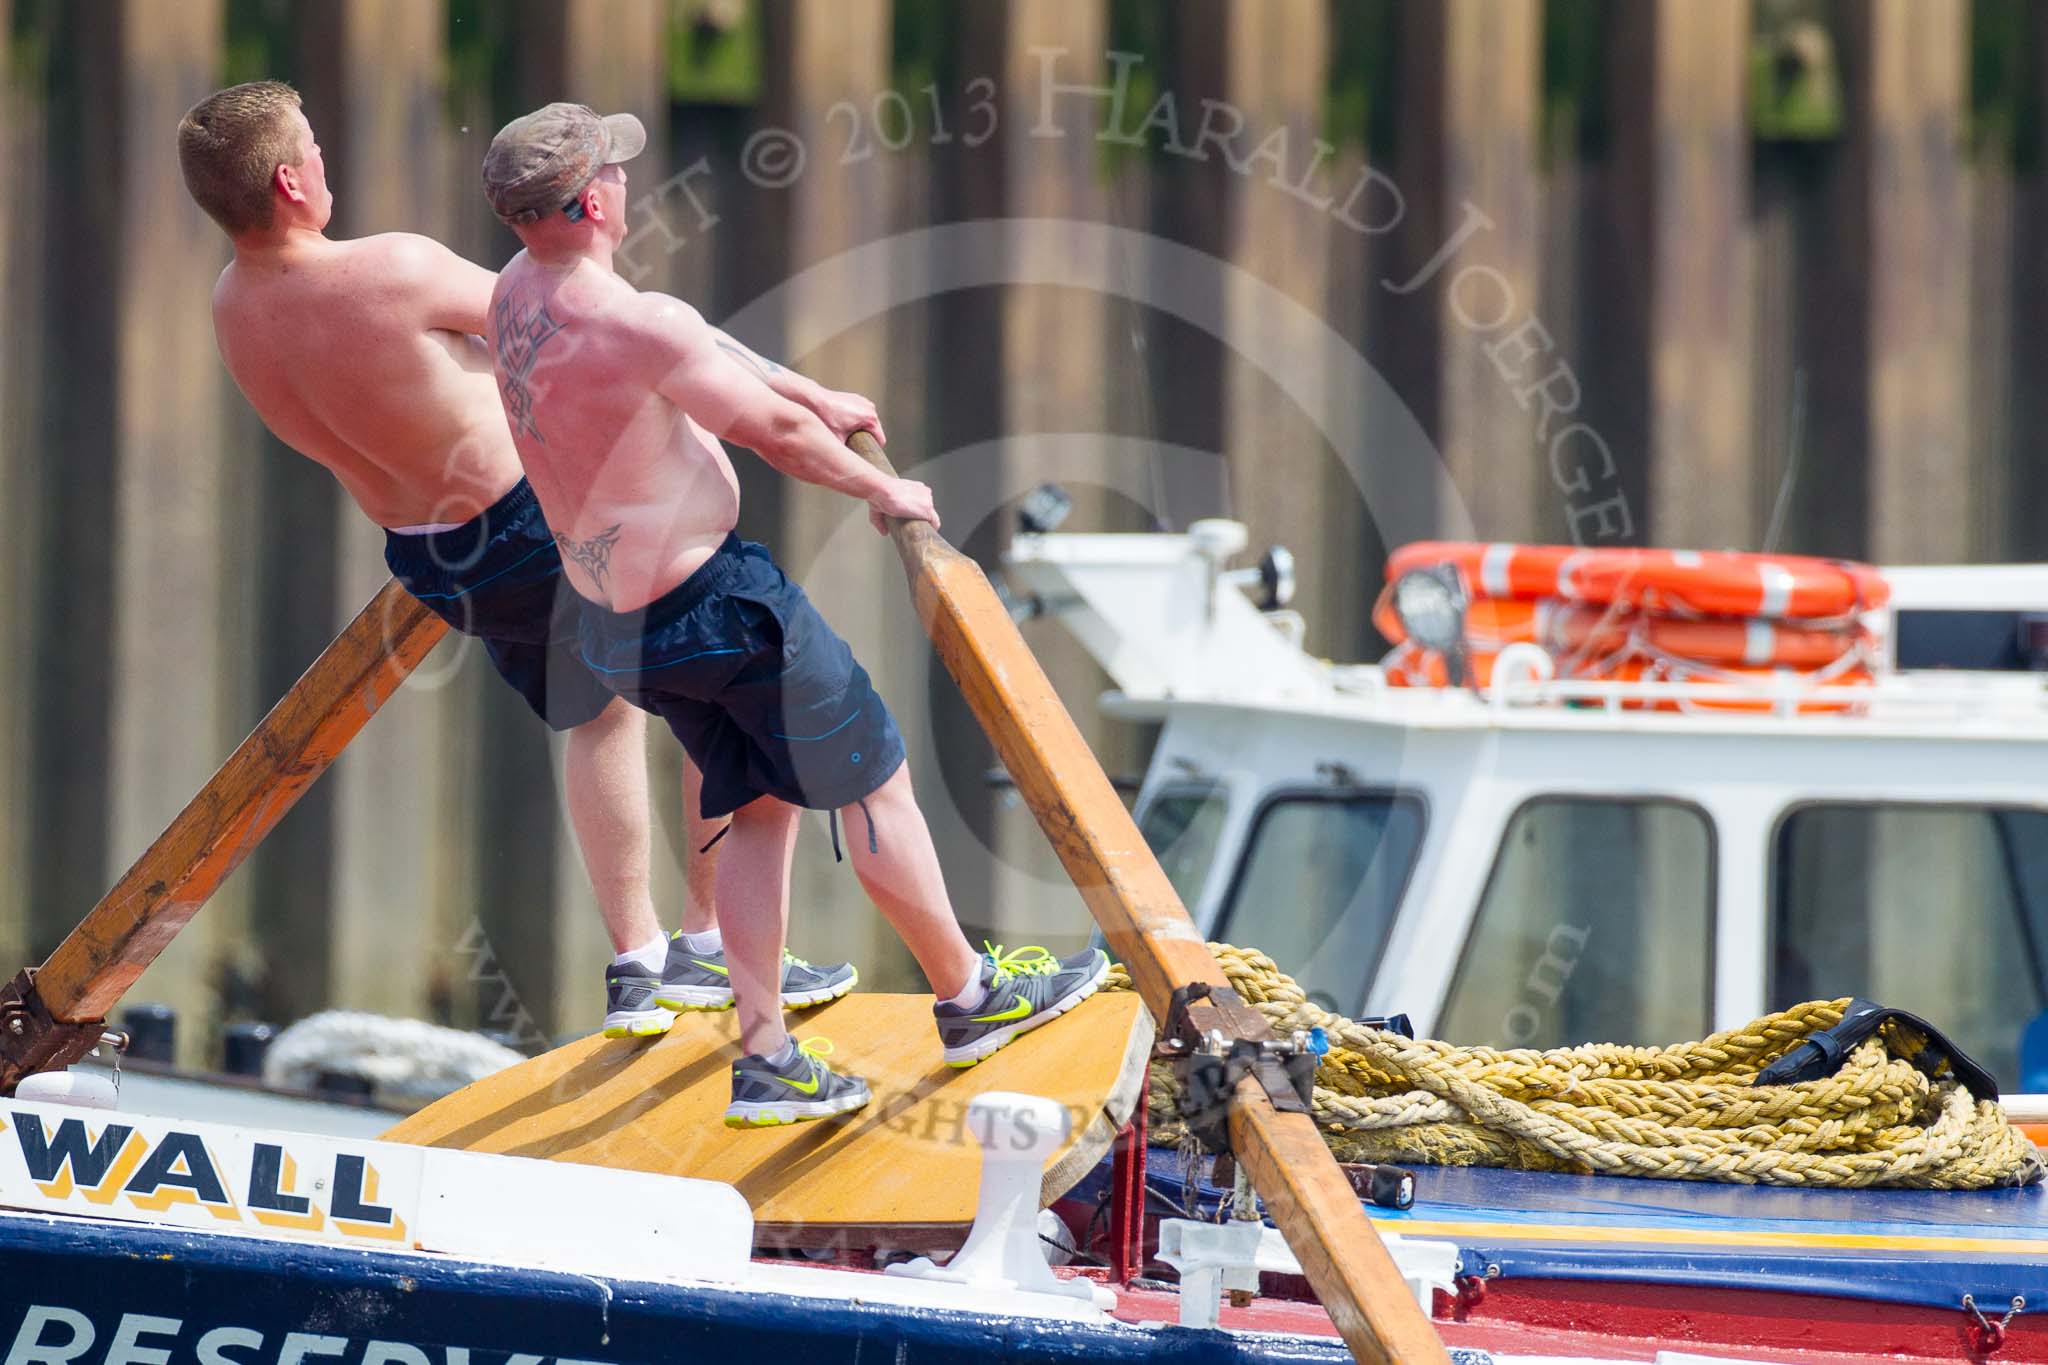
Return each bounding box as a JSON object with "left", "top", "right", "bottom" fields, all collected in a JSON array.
[
  {"left": 1136, "top": 784, "right": 1229, "bottom": 910},
  {"left": 1772, "top": 802, "right": 2048, "bottom": 1090},
  {"left": 1211, "top": 791, "right": 1426, "bottom": 1017},
  {"left": 1437, "top": 797, "right": 1716, "bottom": 1050}
]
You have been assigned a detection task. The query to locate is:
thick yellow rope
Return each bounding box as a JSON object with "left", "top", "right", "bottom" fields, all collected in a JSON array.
[{"left": 1109, "top": 944, "right": 2044, "bottom": 1189}]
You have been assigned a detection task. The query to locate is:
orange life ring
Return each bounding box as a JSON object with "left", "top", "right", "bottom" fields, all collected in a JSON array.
[
  {"left": 1373, "top": 593, "right": 1874, "bottom": 670},
  {"left": 1381, "top": 641, "right": 1875, "bottom": 713},
  {"left": 1638, "top": 616, "right": 1869, "bottom": 671},
  {"left": 1630, "top": 656, "right": 1874, "bottom": 714},
  {"left": 1380, "top": 640, "right": 1645, "bottom": 690},
  {"left": 1381, "top": 641, "right": 1492, "bottom": 689},
  {"left": 1386, "top": 542, "right": 1889, "bottom": 621}
]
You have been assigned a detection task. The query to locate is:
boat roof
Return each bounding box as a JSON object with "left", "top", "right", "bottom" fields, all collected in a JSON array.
[{"left": 1101, "top": 672, "right": 2048, "bottom": 743}]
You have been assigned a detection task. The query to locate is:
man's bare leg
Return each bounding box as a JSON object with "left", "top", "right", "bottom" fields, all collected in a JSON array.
[
  {"left": 716, "top": 793, "right": 802, "bottom": 1055},
  {"left": 856, "top": 759, "right": 1105, "bottom": 1069},
  {"left": 563, "top": 696, "right": 662, "bottom": 953},
  {"left": 672, "top": 758, "right": 857, "bottom": 1019},
  {"left": 679, "top": 756, "right": 725, "bottom": 935},
  {"left": 841, "top": 764, "right": 982, "bottom": 1001}
]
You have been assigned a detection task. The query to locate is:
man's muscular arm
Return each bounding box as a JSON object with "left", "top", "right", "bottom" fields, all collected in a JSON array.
[
  {"left": 707, "top": 330, "right": 794, "bottom": 391},
  {"left": 711, "top": 329, "right": 885, "bottom": 446},
  {"left": 646, "top": 297, "right": 931, "bottom": 530},
  {"left": 375, "top": 233, "right": 498, "bottom": 335}
]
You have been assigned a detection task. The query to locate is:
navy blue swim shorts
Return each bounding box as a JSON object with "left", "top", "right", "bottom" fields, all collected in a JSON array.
[
  {"left": 577, "top": 534, "right": 906, "bottom": 820},
  {"left": 382, "top": 479, "right": 614, "bottom": 732}
]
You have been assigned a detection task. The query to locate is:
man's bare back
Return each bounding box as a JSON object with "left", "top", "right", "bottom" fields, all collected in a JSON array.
[
  {"left": 213, "top": 227, "right": 521, "bottom": 527},
  {"left": 486, "top": 253, "right": 743, "bottom": 613},
  {"left": 485, "top": 161, "right": 933, "bottom": 612}
]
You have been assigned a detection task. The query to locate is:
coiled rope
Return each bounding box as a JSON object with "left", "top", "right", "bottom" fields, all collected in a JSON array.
[{"left": 1108, "top": 945, "right": 2043, "bottom": 1190}]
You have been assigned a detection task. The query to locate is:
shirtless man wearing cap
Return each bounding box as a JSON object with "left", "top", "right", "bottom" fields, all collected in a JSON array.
[
  {"left": 175, "top": 81, "right": 856, "bottom": 1036},
  {"left": 479, "top": 102, "right": 1108, "bottom": 1127}
]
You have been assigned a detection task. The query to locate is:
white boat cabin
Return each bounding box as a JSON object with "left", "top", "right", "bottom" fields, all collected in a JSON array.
[{"left": 1004, "top": 525, "right": 2048, "bottom": 1088}]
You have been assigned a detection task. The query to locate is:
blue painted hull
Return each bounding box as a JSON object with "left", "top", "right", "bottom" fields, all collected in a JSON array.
[
  {"left": 1063, "top": 1148, "right": 2048, "bottom": 1313},
  {"left": 0, "top": 1213, "right": 1358, "bottom": 1365}
]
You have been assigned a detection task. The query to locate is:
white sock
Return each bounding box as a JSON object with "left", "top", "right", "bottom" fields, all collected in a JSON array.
[
  {"left": 945, "top": 962, "right": 991, "bottom": 1011},
  {"left": 763, "top": 1035, "right": 800, "bottom": 1067},
  {"left": 678, "top": 926, "right": 722, "bottom": 955},
  {"left": 613, "top": 932, "right": 667, "bottom": 973}
]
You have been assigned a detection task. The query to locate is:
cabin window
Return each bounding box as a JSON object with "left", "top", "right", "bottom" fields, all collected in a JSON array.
[
  {"left": 1137, "top": 784, "right": 1230, "bottom": 910},
  {"left": 1771, "top": 804, "right": 2048, "bottom": 1089},
  {"left": 1213, "top": 791, "right": 1426, "bottom": 1016},
  {"left": 1438, "top": 797, "right": 1715, "bottom": 1049}
]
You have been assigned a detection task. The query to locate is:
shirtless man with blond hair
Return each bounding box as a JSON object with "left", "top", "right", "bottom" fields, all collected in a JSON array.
[
  {"left": 479, "top": 103, "right": 1106, "bottom": 1128},
  {"left": 176, "top": 80, "right": 855, "bottom": 1035}
]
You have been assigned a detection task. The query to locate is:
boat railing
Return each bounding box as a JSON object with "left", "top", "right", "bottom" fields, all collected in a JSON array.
[{"left": 1322, "top": 645, "right": 2048, "bottom": 723}]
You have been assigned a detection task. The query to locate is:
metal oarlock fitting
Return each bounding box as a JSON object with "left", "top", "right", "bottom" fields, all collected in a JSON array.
[
  {"left": 0, "top": 969, "right": 108, "bottom": 1096},
  {"left": 1156, "top": 982, "right": 1321, "bottom": 1154},
  {"left": 1162, "top": 983, "right": 1417, "bottom": 1212}
]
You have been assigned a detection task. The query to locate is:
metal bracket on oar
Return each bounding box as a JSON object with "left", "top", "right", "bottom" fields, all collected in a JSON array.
[
  {"left": 1156, "top": 982, "right": 1320, "bottom": 1154},
  {"left": 0, "top": 969, "right": 106, "bottom": 1096}
]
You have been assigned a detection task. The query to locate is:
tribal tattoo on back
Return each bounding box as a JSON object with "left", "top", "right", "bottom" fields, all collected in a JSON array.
[
  {"left": 494, "top": 295, "right": 565, "bottom": 442},
  {"left": 556, "top": 524, "right": 624, "bottom": 593}
]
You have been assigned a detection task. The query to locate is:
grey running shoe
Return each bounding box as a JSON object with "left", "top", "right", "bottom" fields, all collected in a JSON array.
[
  {"left": 653, "top": 937, "right": 859, "bottom": 1013},
  {"left": 602, "top": 965, "right": 676, "bottom": 1039},
  {"left": 934, "top": 944, "right": 1110, "bottom": 1068},
  {"left": 724, "top": 1037, "right": 871, "bottom": 1129}
]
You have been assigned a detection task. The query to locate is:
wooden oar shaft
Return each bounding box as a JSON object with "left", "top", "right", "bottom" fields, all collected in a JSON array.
[
  {"left": 894, "top": 530, "right": 1222, "bottom": 1015},
  {"left": 853, "top": 433, "right": 1447, "bottom": 1365},
  {"left": 36, "top": 580, "right": 446, "bottom": 1024}
]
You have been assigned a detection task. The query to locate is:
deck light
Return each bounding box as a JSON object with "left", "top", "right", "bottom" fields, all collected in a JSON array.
[
  {"left": 1392, "top": 564, "right": 1471, "bottom": 684},
  {"left": 1213, "top": 541, "right": 1296, "bottom": 611}
]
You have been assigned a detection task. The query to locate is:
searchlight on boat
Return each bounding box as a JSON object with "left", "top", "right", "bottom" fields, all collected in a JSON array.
[{"left": 1392, "top": 564, "right": 1472, "bottom": 683}]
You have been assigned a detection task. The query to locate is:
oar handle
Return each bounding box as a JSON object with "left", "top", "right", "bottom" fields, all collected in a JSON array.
[
  {"left": 848, "top": 429, "right": 940, "bottom": 565},
  {"left": 848, "top": 427, "right": 894, "bottom": 475}
]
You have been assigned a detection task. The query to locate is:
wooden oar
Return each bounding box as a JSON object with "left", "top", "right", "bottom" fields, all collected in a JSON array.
[
  {"left": 1, "top": 581, "right": 445, "bottom": 1088},
  {"left": 850, "top": 431, "right": 1448, "bottom": 1365}
]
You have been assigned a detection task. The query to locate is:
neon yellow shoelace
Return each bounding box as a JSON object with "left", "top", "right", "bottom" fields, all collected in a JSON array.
[
  {"left": 782, "top": 949, "right": 813, "bottom": 969},
  {"left": 796, "top": 1036, "right": 836, "bottom": 1063},
  {"left": 983, "top": 943, "right": 1059, "bottom": 980}
]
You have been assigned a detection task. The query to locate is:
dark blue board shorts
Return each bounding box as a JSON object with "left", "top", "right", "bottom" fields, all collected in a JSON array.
[
  {"left": 382, "top": 479, "right": 614, "bottom": 732},
  {"left": 577, "top": 534, "right": 906, "bottom": 821}
]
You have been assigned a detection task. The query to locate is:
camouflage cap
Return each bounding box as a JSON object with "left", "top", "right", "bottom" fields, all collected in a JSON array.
[{"left": 482, "top": 102, "right": 645, "bottom": 225}]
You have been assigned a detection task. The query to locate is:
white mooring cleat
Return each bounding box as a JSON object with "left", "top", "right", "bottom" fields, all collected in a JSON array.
[{"left": 884, "top": 1091, "right": 1112, "bottom": 1309}]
